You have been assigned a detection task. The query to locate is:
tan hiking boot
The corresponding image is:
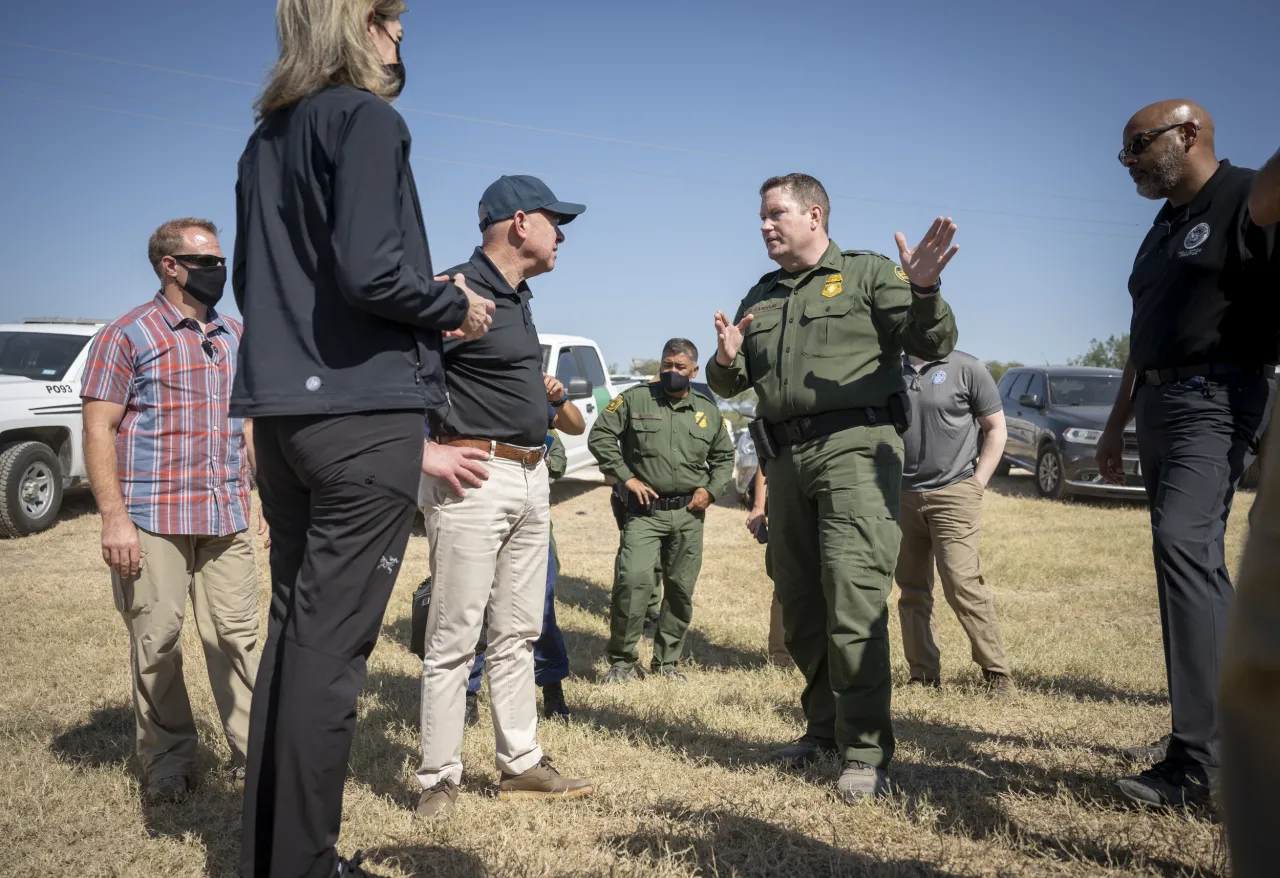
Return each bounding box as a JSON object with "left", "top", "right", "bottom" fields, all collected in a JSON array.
[
  {"left": 982, "top": 670, "right": 1016, "bottom": 699},
  {"left": 143, "top": 774, "right": 190, "bottom": 805},
  {"left": 416, "top": 778, "right": 459, "bottom": 817},
  {"left": 498, "top": 757, "right": 594, "bottom": 800}
]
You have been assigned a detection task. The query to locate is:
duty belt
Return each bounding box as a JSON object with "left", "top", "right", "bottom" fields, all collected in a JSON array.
[
  {"left": 627, "top": 492, "right": 694, "bottom": 512},
  {"left": 1140, "top": 363, "right": 1279, "bottom": 387},
  {"left": 769, "top": 406, "right": 894, "bottom": 448},
  {"left": 439, "top": 437, "right": 544, "bottom": 467}
]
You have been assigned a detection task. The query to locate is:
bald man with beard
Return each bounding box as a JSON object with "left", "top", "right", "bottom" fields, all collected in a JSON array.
[{"left": 1096, "top": 100, "right": 1280, "bottom": 810}]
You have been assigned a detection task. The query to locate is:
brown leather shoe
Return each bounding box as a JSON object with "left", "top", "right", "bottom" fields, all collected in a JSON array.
[
  {"left": 983, "top": 670, "right": 1016, "bottom": 699},
  {"left": 416, "top": 778, "right": 459, "bottom": 817},
  {"left": 498, "top": 757, "right": 594, "bottom": 800}
]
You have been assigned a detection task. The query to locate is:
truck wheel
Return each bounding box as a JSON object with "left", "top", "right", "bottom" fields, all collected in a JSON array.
[
  {"left": 1035, "top": 443, "right": 1068, "bottom": 501},
  {"left": 994, "top": 458, "right": 1011, "bottom": 478},
  {"left": 0, "top": 441, "right": 64, "bottom": 537}
]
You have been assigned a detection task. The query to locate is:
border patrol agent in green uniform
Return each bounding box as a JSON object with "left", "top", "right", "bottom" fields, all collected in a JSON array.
[
  {"left": 706, "top": 174, "right": 960, "bottom": 802},
  {"left": 590, "top": 339, "right": 735, "bottom": 682}
]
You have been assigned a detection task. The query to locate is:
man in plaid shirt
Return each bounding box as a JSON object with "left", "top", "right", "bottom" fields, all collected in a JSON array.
[{"left": 81, "top": 218, "right": 262, "bottom": 805}]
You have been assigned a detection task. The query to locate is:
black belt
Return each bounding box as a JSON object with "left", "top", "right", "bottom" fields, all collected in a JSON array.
[
  {"left": 627, "top": 492, "right": 694, "bottom": 512},
  {"left": 769, "top": 407, "right": 893, "bottom": 448},
  {"left": 1140, "top": 363, "right": 1278, "bottom": 387}
]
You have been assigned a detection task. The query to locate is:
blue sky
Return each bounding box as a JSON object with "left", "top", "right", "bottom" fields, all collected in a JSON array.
[{"left": 1, "top": 0, "right": 1277, "bottom": 373}]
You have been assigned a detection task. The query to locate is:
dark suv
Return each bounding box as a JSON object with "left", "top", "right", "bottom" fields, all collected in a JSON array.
[{"left": 995, "top": 366, "right": 1146, "bottom": 500}]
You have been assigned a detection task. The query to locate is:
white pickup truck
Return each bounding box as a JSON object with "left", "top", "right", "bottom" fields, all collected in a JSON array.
[
  {"left": 0, "top": 319, "right": 103, "bottom": 537},
  {"left": 540, "top": 333, "right": 635, "bottom": 476}
]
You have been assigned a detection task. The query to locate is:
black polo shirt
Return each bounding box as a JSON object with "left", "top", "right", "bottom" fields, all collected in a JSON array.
[
  {"left": 1128, "top": 160, "right": 1280, "bottom": 374},
  {"left": 429, "top": 247, "right": 547, "bottom": 446}
]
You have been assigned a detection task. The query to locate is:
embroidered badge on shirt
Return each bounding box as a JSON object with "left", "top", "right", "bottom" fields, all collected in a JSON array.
[
  {"left": 606, "top": 395, "right": 624, "bottom": 413},
  {"left": 894, "top": 265, "right": 909, "bottom": 283},
  {"left": 931, "top": 370, "right": 947, "bottom": 385},
  {"left": 1183, "top": 222, "right": 1210, "bottom": 252},
  {"left": 694, "top": 411, "right": 708, "bottom": 429},
  {"left": 821, "top": 274, "right": 844, "bottom": 298}
]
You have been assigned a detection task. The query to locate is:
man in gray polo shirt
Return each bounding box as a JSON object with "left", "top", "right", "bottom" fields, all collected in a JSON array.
[{"left": 895, "top": 351, "right": 1014, "bottom": 697}]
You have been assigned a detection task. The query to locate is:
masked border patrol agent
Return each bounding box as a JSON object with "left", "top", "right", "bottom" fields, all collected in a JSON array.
[
  {"left": 706, "top": 173, "right": 959, "bottom": 803},
  {"left": 589, "top": 338, "right": 735, "bottom": 682}
]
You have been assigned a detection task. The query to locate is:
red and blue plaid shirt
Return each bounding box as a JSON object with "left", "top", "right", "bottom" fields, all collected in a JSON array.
[{"left": 80, "top": 293, "right": 250, "bottom": 536}]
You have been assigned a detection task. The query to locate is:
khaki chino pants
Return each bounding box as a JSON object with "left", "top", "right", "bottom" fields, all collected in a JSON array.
[
  {"left": 111, "top": 527, "right": 260, "bottom": 783},
  {"left": 895, "top": 477, "right": 1009, "bottom": 681},
  {"left": 417, "top": 454, "right": 550, "bottom": 787}
]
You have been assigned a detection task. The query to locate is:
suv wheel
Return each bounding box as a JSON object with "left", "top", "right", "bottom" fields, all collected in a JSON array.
[
  {"left": 1035, "top": 443, "right": 1067, "bottom": 501},
  {"left": 0, "top": 441, "right": 64, "bottom": 537}
]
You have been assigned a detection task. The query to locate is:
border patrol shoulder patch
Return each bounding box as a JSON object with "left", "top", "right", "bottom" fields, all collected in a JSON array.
[
  {"left": 894, "top": 265, "right": 909, "bottom": 283},
  {"left": 605, "top": 395, "right": 624, "bottom": 414}
]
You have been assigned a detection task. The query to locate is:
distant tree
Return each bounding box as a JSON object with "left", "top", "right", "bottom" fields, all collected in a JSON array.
[
  {"left": 629, "top": 358, "right": 661, "bottom": 376},
  {"left": 607, "top": 362, "right": 620, "bottom": 375},
  {"left": 985, "top": 361, "right": 1024, "bottom": 383},
  {"left": 1069, "top": 334, "right": 1130, "bottom": 370}
]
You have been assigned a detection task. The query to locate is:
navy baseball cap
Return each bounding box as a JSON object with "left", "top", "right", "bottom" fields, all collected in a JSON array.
[{"left": 477, "top": 175, "right": 586, "bottom": 231}]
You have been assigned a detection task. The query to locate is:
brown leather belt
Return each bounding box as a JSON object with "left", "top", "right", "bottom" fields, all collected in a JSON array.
[{"left": 440, "top": 437, "right": 544, "bottom": 467}]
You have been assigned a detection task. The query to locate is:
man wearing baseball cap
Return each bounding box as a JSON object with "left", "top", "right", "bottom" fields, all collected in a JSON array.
[{"left": 415, "top": 175, "right": 592, "bottom": 817}]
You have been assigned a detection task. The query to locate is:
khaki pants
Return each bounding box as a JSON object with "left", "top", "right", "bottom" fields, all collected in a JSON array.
[
  {"left": 417, "top": 455, "right": 550, "bottom": 787},
  {"left": 1222, "top": 423, "right": 1280, "bottom": 877},
  {"left": 895, "top": 477, "right": 1009, "bottom": 681},
  {"left": 111, "top": 528, "right": 260, "bottom": 782}
]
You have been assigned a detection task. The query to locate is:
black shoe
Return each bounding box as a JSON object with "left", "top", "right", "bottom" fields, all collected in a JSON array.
[
  {"left": 765, "top": 735, "right": 839, "bottom": 769},
  {"left": 643, "top": 612, "right": 660, "bottom": 639},
  {"left": 906, "top": 676, "right": 941, "bottom": 689},
  {"left": 464, "top": 691, "right": 479, "bottom": 728},
  {"left": 542, "top": 682, "right": 571, "bottom": 721},
  {"left": 1122, "top": 734, "right": 1170, "bottom": 763},
  {"left": 334, "top": 850, "right": 386, "bottom": 877},
  {"left": 1115, "top": 760, "right": 1211, "bottom": 809}
]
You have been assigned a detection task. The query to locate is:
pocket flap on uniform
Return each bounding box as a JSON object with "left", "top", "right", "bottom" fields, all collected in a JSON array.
[
  {"left": 630, "top": 416, "right": 663, "bottom": 432},
  {"left": 804, "top": 296, "right": 856, "bottom": 320}
]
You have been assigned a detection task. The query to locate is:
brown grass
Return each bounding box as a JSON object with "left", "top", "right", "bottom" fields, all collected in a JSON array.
[{"left": 0, "top": 472, "right": 1247, "bottom": 877}]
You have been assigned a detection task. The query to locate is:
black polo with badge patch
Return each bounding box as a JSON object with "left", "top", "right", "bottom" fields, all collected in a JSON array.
[
  {"left": 429, "top": 247, "right": 548, "bottom": 447},
  {"left": 1128, "top": 159, "right": 1280, "bottom": 377}
]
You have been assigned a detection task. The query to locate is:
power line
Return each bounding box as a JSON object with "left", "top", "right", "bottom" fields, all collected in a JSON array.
[
  {"left": 0, "top": 40, "right": 259, "bottom": 87},
  {"left": 0, "top": 90, "right": 251, "bottom": 134},
  {"left": 0, "top": 72, "right": 247, "bottom": 116}
]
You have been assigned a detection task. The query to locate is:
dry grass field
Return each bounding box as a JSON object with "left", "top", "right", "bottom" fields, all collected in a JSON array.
[{"left": 0, "top": 471, "right": 1249, "bottom": 877}]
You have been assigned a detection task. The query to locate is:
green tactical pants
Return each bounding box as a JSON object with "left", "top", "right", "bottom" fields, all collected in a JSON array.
[
  {"left": 608, "top": 508, "right": 704, "bottom": 670},
  {"left": 767, "top": 424, "right": 903, "bottom": 768}
]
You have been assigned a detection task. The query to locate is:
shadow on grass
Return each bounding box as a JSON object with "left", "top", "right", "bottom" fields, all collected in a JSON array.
[
  {"left": 551, "top": 478, "right": 605, "bottom": 505},
  {"left": 360, "top": 843, "right": 488, "bottom": 877},
  {"left": 1013, "top": 669, "right": 1168, "bottom": 707},
  {"left": 610, "top": 804, "right": 964, "bottom": 877},
  {"left": 49, "top": 703, "right": 246, "bottom": 876}
]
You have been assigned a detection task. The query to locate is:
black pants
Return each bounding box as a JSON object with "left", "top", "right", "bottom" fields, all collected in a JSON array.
[
  {"left": 240, "top": 412, "right": 422, "bottom": 878},
  {"left": 1134, "top": 376, "right": 1273, "bottom": 777}
]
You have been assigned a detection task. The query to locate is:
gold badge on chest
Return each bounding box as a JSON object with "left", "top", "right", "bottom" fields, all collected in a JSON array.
[
  {"left": 821, "top": 273, "right": 843, "bottom": 298},
  {"left": 694, "top": 411, "right": 708, "bottom": 429}
]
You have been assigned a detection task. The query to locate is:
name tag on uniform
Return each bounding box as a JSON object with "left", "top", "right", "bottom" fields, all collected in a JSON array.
[{"left": 747, "top": 299, "right": 786, "bottom": 316}]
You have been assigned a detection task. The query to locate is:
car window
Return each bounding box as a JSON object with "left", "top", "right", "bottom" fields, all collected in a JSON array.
[
  {"left": 1026, "top": 373, "right": 1046, "bottom": 402},
  {"left": 0, "top": 332, "right": 92, "bottom": 381},
  {"left": 1006, "top": 372, "right": 1032, "bottom": 401},
  {"left": 1048, "top": 374, "right": 1121, "bottom": 406},
  {"left": 997, "top": 371, "right": 1016, "bottom": 398},
  {"left": 571, "top": 346, "right": 607, "bottom": 389},
  {"left": 555, "top": 349, "right": 582, "bottom": 383}
]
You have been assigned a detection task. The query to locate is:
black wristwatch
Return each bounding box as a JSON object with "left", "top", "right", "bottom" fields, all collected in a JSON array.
[
  {"left": 551, "top": 395, "right": 569, "bottom": 408},
  {"left": 910, "top": 280, "right": 941, "bottom": 296}
]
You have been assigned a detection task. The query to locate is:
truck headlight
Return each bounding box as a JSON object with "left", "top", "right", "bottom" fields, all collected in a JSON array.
[{"left": 1063, "top": 427, "right": 1102, "bottom": 445}]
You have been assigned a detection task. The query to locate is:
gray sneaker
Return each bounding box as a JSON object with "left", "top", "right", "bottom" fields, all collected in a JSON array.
[
  {"left": 416, "top": 778, "right": 459, "bottom": 818},
  {"left": 765, "top": 735, "right": 839, "bottom": 769},
  {"left": 602, "top": 665, "right": 645, "bottom": 684},
  {"left": 837, "top": 761, "right": 889, "bottom": 803},
  {"left": 143, "top": 774, "right": 190, "bottom": 805},
  {"left": 1122, "top": 735, "right": 1170, "bottom": 764}
]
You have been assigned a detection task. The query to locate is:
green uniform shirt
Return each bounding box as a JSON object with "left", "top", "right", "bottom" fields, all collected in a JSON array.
[
  {"left": 705, "top": 240, "right": 959, "bottom": 422},
  {"left": 589, "top": 383, "right": 735, "bottom": 499},
  {"left": 546, "top": 430, "right": 567, "bottom": 480}
]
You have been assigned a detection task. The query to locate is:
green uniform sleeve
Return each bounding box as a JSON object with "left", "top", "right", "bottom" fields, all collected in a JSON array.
[
  {"left": 588, "top": 393, "right": 635, "bottom": 484},
  {"left": 546, "top": 431, "right": 568, "bottom": 480},
  {"left": 869, "top": 260, "right": 958, "bottom": 361},
  {"left": 704, "top": 415, "right": 736, "bottom": 500}
]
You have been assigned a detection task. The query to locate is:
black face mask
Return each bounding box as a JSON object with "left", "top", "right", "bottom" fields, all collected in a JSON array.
[
  {"left": 180, "top": 264, "right": 226, "bottom": 308},
  {"left": 381, "top": 24, "right": 405, "bottom": 98},
  {"left": 660, "top": 370, "right": 691, "bottom": 393}
]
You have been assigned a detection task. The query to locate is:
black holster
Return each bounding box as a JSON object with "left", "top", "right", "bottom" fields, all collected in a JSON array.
[
  {"left": 410, "top": 576, "right": 433, "bottom": 660},
  {"left": 887, "top": 390, "right": 911, "bottom": 436},
  {"left": 749, "top": 417, "right": 780, "bottom": 461},
  {"left": 610, "top": 482, "right": 628, "bottom": 530}
]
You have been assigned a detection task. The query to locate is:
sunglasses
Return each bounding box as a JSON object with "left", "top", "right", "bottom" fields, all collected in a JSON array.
[
  {"left": 172, "top": 254, "right": 227, "bottom": 269},
  {"left": 1117, "top": 122, "right": 1199, "bottom": 163}
]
